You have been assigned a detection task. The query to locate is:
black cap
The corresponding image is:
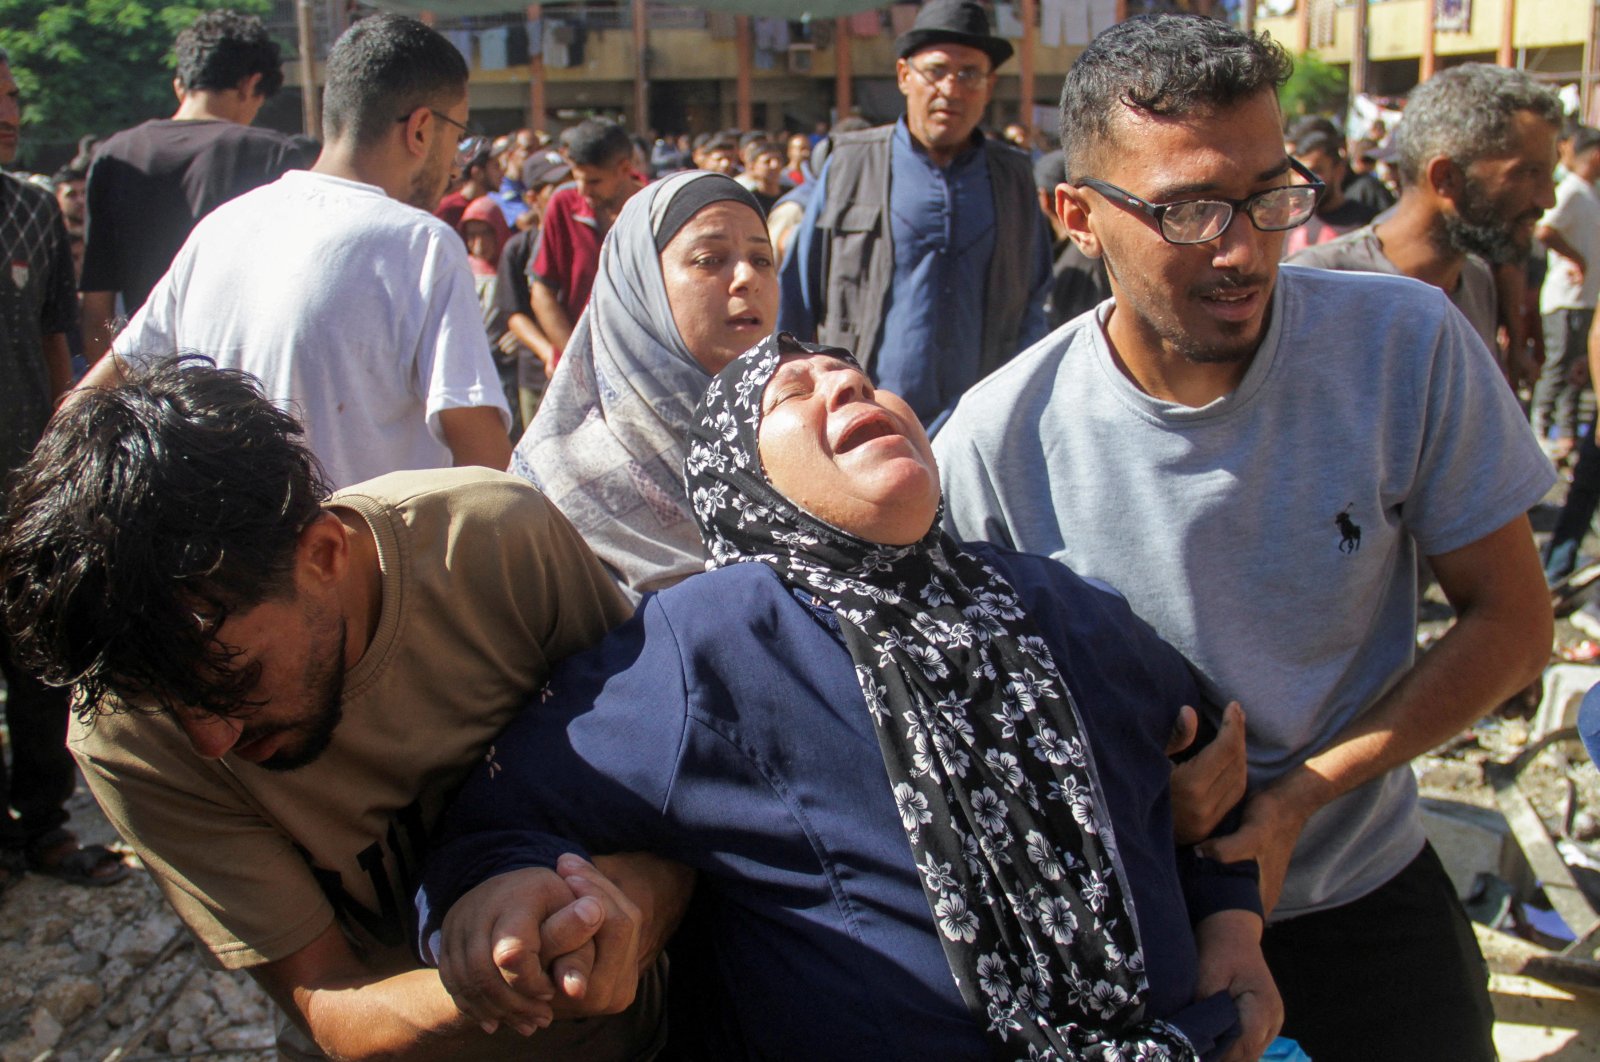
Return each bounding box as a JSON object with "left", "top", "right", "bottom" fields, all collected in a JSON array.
[
  {"left": 895, "top": 0, "right": 1013, "bottom": 69},
  {"left": 521, "top": 149, "right": 571, "bottom": 189}
]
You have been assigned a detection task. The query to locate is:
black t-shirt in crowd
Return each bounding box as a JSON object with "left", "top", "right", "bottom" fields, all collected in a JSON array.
[
  {"left": 493, "top": 226, "right": 539, "bottom": 326},
  {"left": 1343, "top": 171, "right": 1397, "bottom": 216},
  {"left": 80, "top": 119, "right": 310, "bottom": 312},
  {"left": 0, "top": 173, "right": 76, "bottom": 475}
]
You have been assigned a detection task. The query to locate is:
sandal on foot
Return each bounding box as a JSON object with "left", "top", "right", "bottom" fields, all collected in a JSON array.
[{"left": 25, "top": 828, "right": 129, "bottom": 887}]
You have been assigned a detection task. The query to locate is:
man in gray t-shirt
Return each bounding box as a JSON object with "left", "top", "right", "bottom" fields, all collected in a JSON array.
[
  {"left": 1287, "top": 64, "right": 1563, "bottom": 388},
  {"left": 936, "top": 17, "right": 1554, "bottom": 1062}
]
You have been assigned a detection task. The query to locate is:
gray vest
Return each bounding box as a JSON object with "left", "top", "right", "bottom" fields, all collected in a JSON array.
[{"left": 814, "top": 125, "right": 1038, "bottom": 378}]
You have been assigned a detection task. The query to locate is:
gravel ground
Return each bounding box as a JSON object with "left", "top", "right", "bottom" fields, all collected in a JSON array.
[
  {"left": 3, "top": 481, "right": 1600, "bottom": 1061},
  {"left": 0, "top": 783, "right": 276, "bottom": 1062}
]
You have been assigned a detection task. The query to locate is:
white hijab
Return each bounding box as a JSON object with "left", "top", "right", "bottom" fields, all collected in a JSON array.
[{"left": 509, "top": 171, "right": 761, "bottom": 598}]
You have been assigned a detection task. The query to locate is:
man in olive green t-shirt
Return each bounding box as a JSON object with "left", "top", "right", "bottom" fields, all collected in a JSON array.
[{"left": 0, "top": 360, "right": 685, "bottom": 1061}]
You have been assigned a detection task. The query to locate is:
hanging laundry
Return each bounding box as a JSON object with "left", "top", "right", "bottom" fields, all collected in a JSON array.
[
  {"left": 1066, "top": 0, "right": 1115, "bottom": 44},
  {"left": 507, "top": 22, "right": 529, "bottom": 64},
  {"left": 754, "top": 17, "right": 791, "bottom": 52},
  {"left": 526, "top": 19, "right": 542, "bottom": 58},
  {"left": 1040, "top": 0, "right": 1067, "bottom": 48},
  {"left": 479, "top": 26, "right": 510, "bottom": 70},
  {"left": 442, "top": 29, "right": 473, "bottom": 64},
  {"left": 994, "top": 2, "right": 1025, "bottom": 39},
  {"left": 544, "top": 19, "right": 572, "bottom": 68},
  {"left": 568, "top": 20, "right": 587, "bottom": 66}
]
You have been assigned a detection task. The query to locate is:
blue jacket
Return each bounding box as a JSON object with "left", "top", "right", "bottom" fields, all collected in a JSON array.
[{"left": 419, "top": 543, "right": 1257, "bottom": 1059}]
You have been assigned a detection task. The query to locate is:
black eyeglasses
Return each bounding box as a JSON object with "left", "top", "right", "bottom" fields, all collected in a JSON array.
[
  {"left": 396, "top": 108, "right": 489, "bottom": 169},
  {"left": 1072, "top": 158, "right": 1325, "bottom": 245}
]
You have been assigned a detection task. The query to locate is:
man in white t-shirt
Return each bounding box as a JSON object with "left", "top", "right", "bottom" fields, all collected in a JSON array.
[
  {"left": 80, "top": 14, "right": 512, "bottom": 488},
  {"left": 1532, "top": 127, "right": 1600, "bottom": 457}
]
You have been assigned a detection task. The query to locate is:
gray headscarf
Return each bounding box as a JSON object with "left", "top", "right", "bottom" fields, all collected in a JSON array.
[{"left": 509, "top": 171, "right": 764, "bottom": 597}]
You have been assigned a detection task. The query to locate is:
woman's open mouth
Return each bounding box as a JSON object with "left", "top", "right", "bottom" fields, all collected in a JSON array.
[{"left": 834, "top": 410, "right": 897, "bottom": 453}]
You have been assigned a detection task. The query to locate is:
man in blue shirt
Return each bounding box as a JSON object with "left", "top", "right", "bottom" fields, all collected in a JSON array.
[{"left": 778, "top": 0, "right": 1050, "bottom": 429}]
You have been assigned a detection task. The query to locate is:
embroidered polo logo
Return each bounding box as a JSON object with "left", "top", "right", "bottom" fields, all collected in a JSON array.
[
  {"left": 1335, "top": 505, "right": 1362, "bottom": 554},
  {"left": 10, "top": 260, "right": 27, "bottom": 289}
]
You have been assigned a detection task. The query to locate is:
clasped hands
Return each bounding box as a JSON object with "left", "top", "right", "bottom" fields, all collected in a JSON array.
[{"left": 437, "top": 853, "right": 645, "bottom": 1037}]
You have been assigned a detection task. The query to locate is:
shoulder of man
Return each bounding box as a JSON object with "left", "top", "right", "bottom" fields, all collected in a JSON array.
[
  {"left": 820, "top": 125, "right": 895, "bottom": 174},
  {"left": 211, "top": 122, "right": 297, "bottom": 145},
  {"left": 981, "top": 134, "right": 1032, "bottom": 166},
  {"left": 332, "top": 466, "right": 557, "bottom": 525},
  {"left": 1278, "top": 259, "right": 1445, "bottom": 304},
  {"left": 1277, "top": 263, "right": 1467, "bottom": 373},
  {"left": 1284, "top": 223, "right": 1381, "bottom": 270},
  {"left": 91, "top": 119, "right": 163, "bottom": 157},
  {"left": 333, "top": 465, "right": 631, "bottom": 633},
  {"left": 0, "top": 170, "right": 55, "bottom": 212},
  {"left": 832, "top": 125, "right": 895, "bottom": 149},
  {"left": 545, "top": 186, "right": 584, "bottom": 213}
]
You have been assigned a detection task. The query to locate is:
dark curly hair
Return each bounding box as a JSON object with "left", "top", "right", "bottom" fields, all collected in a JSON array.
[
  {"left": 1058, "top": 13, "right": 1292, "bottom": 179},
  {"left": 0, "top": 358, "right": 328, "bottom": 723},
  {"left": 174, "top": 10, "right": 285, "bottom": 98}
]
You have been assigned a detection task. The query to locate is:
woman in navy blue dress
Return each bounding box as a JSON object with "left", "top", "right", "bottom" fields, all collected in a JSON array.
[{"left": 419, "top": 334, "right": 1278, "bottom": 1061}]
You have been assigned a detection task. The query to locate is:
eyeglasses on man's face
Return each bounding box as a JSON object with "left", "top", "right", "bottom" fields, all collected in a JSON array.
[
  {"left": 908, "top": 60, "right": 992, "bottom": 92},
  {"left": 1071, "top": 157, "right": 1325, "bottom": 245},
  {"left": 395, "top": 108, "right": 489, "bottom": 170}
]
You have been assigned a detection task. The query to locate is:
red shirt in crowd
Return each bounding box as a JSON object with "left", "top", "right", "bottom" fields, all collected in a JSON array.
[{"left": 531, "top": 186, "right": 604, "bottom": 363}]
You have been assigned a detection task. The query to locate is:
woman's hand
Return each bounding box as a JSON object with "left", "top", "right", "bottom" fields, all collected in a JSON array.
[
  {"left": 436, "top": 866, "right": 595, "bottom": 1035},
  {"left": 1193, "top": 909, "right": 1282, "bottom": 1062}
]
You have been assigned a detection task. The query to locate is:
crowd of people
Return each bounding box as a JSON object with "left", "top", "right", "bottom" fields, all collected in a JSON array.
[{"left": 0, "top": 1, "right": 1583, "bottom": 1060}]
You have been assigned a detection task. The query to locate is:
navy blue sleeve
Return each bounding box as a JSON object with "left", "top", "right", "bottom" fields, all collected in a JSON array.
[
  {"left": 416, "top": 597, "right": 693, "bottom": 959},
  {"left": 777, "top": 162, "right": 826, "bottom": 341},
  {"left": 1077, "top": 580, "right": 1260, "bottom": 922},
  {"left": 970, "top": 543, "right": 1261, "bottom": 923}
]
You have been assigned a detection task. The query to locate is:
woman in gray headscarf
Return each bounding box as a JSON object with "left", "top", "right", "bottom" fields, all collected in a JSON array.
[{"left": 509, "top": 170, "right": 776, "bottom": 597}]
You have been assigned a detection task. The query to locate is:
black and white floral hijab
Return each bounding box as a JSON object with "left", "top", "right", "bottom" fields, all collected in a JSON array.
[{"left": 685, "top": 333, "right": 1197, "bottom": 1061}]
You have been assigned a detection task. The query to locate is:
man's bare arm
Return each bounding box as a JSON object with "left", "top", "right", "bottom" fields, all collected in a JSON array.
[
  {"left": 1203, "top": 515, "right": 1550, "bottom": 913},
  {"left": 508, "top": 313, "right": 558, "bottom": 379},
  {"left": 254, "top": 854, "right": 689, "bottom": 1060},
  {"left": 42, "top": 333, "right": 72, "bottom": 406},
  {"left": 438, "top": 406, "right": 513, "bottom": 472},
  {"left": 80, "top": 291, "right": 118, "bottom": 366},
  {"left": 530, "top": 282, "right": 573, "bottom": 356},
  {"left": 74, "top": 347, "right": 127, "bottom": 392},
  {"left": 1492, "top": 261, "right": 1535, "bottom": 389},
  {"left": 1537, "top": 225, "right": 1587, "bottom": 280},
  {"left": 252, "top": 922, "right": 509, "bottom": 1062}
]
